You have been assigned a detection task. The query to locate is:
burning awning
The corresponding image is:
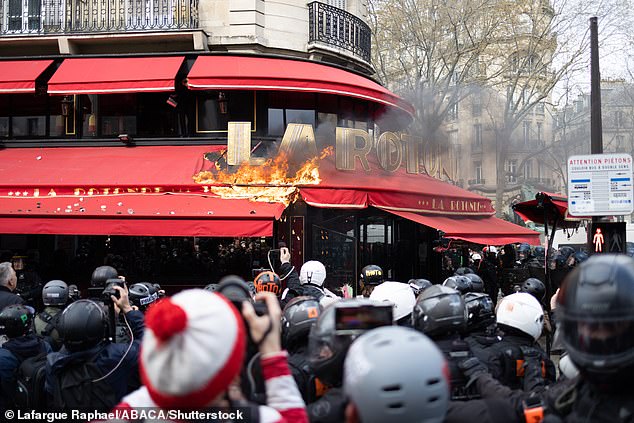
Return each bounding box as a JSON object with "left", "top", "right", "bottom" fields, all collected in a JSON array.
[
  {"left": 0, "top": 146, "right": 285, "bottom": 237},
  {"left": 513, "top": 192, "right": 581, "bottom": 229},
  {"left": 299, "top": 156, "right": 495, "bottom": 216},
  {"left": 185, "top": 55, "right": 415, "bottom": 116},
  {"left": 384, "top": 209, "right": 541, "bottom": 245},
  {"left": 47, "top": 57, "right": 185, "bottom": 95},
  {"left": 0, "top": 60, "right": 54, "bottom": 94}
]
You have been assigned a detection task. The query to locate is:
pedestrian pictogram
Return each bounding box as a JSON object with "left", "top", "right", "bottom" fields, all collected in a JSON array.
[{"left": 593, "top": 228, "right": 604, "bottom": 252}]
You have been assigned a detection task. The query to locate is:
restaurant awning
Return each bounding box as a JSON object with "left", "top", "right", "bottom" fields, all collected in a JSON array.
[
  {"left": 0, "top": 146, "right": 284, "bottom": 237},
  {"left": 0, "top": 60, "right": 54, "bottom": 94},
  {"left": 185, "top": 55, "right": 415, "bottom": 116},
  {"left": 384, "top": 209, "right": 541, "bottom": 245},
  {"left": 299, "top": 156, "right": 495, "bottom": 216},
  {"left": 47, "top": 57, "right": 185, "bottom": 95},
  {"left": 513, "top": 192, "right": 581, "bottom": 229},
  {"left": 0, "top": 195, "right": 284, "bottom": 237}
]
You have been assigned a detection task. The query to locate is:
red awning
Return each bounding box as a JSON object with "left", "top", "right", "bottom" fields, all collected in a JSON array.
[
  {"left": 0, "top": 146, "right": 284, "bottom": 237},
  {"left": 186, "top": 56, "right": 415, "bottom": 116},
  {"left": 384, "top": 209, "right": 541, "bottom": 245},
  {"left": 0, "top": 194, "right": 284, "bottom": 237},
  {"left": 0, "top": 60, "right": 54, "bottom": 94},
  {"left": 47, "top": 57, "right": 185, "bottom": 95},
  {"left": 300, "top": 156, "right": 495, "bottom": 216},
  {"left": 513, "top": 192, "right": 581, "bottom": 229}
]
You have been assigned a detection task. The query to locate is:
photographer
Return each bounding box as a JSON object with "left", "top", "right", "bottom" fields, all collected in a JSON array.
[
  {"left": 116, "top": 289, "right": 308, "bottom": 423},
  {"left": 45, "top": 284, "right": 144, "bottom": 410}
]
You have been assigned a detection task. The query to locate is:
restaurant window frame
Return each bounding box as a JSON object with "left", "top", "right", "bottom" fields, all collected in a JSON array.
[{"left": 196, "top": 91, "right": 257, "bottom": 134}]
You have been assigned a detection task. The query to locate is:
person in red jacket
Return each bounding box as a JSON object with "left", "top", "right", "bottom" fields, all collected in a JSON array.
[{"left": 115, "top": 289, "right": 308, "bottom": 423}]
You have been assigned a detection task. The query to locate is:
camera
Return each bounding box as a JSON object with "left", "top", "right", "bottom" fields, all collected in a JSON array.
[
  {"left": 334, "top": 304, "right": 393, "bottom": 335},
  {"left": 102, "top": 278, "right": 125, "bottom": 302},
  {"left": 217, "top": 276, "right": 268, "bottom": 317}
]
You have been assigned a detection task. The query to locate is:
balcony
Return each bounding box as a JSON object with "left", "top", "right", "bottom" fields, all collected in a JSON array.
[
  {"left": 468, "top": 179, "right": 486, "bottom": 186},
  {"left": 308, "top": 1, "right": 371, "bottom": 63},
  {"left": 0, "top": 0, "right": 198, "bottom": 35},
  {"left": 519, "top": 177, "right": 554, "bottom": 187}
]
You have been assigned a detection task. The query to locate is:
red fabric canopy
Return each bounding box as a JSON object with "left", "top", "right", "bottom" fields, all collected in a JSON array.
[
  {"left": 47, "top": 57, "right": 184, "bottom": 95},
  {"left": 0, "top": 195, "right": 284, "bottom": 237},
  {"left": 300, "top": 156, "right": 495, "bottom": 216},
  {"left": 385, "top": 209, "right": 541, "bottom": 245},
  {"left": 513, "top": 192, "right": 581, "bottom": 229},
  {"left": 186, "top": 55, "right": 415, "bottom": 116},
  {"left": 0, "top": 60, "right": 54, "bottom": 93},
  {"left": 0, "top": 146, "right": 284, "bottom": 237}
]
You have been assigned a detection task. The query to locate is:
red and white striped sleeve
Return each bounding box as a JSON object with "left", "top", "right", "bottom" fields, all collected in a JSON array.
[{"left": 260, "top": 351, "right": 309, "bottom": 423}]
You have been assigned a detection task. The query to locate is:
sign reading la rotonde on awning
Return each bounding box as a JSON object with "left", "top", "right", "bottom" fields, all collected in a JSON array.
[{"left": 567, "top": 153, "right": 634, "bottom": 216}]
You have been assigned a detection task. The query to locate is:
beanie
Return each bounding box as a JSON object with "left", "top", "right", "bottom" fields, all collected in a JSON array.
[{"left": 140, "top": 289, "right": 246, "bottom": 409}]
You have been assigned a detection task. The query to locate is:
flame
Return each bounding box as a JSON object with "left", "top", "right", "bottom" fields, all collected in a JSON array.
[{"left": 194, "top": 146, "right": 333, "bottom": 205}]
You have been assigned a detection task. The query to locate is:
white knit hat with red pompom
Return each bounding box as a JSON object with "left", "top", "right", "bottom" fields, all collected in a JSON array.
[{"left": 140, "top": 289, "right": 246, "bottom": 409}]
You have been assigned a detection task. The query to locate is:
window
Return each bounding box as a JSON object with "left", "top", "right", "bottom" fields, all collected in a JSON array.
[
  {"left": 615, "top": 110, "right": 624, "bottom": 128},
  {"left": 524, "top": 160, "right": 532, "bottom": 179},
  {"left": 326, "top": 0, "right": 346, "bottom": 9},
  {"left": 472, "top": 94, "right": 482, "bottom": 117},
  {"left": 450, "top": 71, "right": 461, "bottom": 86},
  {"left": 198, "top": 91, "right": 255, "bottom": 133},
  {"left": 7, "top": 0, "right": 41, "bottom": 32},
  {"left": 447, "top": 103, "right": 458, "bottom": 121},
  {"left": 536, "top": 102, "right": 545, "bottom": 115},
  {"left": 536, "top": 122, "right": 543, "bottom": 144},
  {"left": 448, "top": 130, "right": 458, "bottom": 145},
  {"left": 506, "top": 159, "right": 518, "bottom": 183},
  {"left": 523, "top": 121, "right": 531, "bottom": 144},
  {"left": 615, "top": 135, "right": 625, "bottom": 151},
  {"left": 99, "top": 94, "right": 137, "bottom": 136},
  {"left": 474, "top": 161, "right": 483, "bottom": 183},
  {"left": 473, "top": 124, "right": 482, "bottom": 147}
]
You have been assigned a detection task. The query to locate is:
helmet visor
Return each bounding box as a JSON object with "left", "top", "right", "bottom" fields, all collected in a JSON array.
[{"left": 563, "top": 318, "right": 634, "bottom": 357}]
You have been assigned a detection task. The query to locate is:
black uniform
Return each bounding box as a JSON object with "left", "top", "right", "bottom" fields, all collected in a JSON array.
[{"left": 435, "top": 334, "right": 481, "bottom": 400}]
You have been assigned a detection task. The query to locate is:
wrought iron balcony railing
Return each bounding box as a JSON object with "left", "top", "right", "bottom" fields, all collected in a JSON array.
[
  {"left": 468, "top": 179, "right": 485, "bottom": 185},
  {"left": 308, "top": 1, "right": 371, "bottom": 63},
  {"left": 1, "top": 0, "right": 198, "bottom": 35}
]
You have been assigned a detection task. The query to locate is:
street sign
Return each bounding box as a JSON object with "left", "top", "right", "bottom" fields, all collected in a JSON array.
[
  {"left": 567, "top": 153, "right": 633, "bottom": 216},
  {"left": 587, "top": 221, "right": 626, "bottom": 255}
]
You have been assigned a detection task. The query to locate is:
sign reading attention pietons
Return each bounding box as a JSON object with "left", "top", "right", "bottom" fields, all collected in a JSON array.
[{"left": 567, "top": 153, "right": 633, "bottom": 216}]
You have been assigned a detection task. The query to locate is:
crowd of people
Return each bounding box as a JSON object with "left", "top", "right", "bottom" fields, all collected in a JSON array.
[{"left": 0, "top": 243, "right": 630, "bottom": 423}]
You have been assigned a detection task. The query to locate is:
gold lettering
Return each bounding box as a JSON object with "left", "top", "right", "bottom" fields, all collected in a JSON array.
[
  {"left": 74, "top": 188, "right": 85, "bottom": 196},
  {"left": 376, "top": 131, "right": 402, "bottom": 172},
  {"left": 401, "top": 134, "right": 421, "bottom": 174},
  {"left": 47, "top": 189, "right": 56, "bottom": 196},
  {"left": 336, "top": 128, "right": 372, "bottom": 171},
  {"left": 102, "top": 188, "right": 110, "bottom": 195},
  {"left": 227, "top": 122, "right": 253, "bottom": 166},
  {"left": 88, "top": 188, "right": 98, "bottom": 195},
  {"left": 279, "top": 124, "right": 318, "bottom": 159}
]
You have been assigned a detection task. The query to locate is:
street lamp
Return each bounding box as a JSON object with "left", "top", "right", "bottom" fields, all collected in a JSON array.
[
  {"left": 60, "top": 96, "right": 74, "bottom": 117},
  {"left": 218, "top": 92, "right": 228, "bottom": 114}
]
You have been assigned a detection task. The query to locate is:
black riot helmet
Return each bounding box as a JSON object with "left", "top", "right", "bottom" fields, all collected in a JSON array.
[
  {"left": 520, "top": 278, "right": 546, "bottom": 302},
  {"left": 464, "top": 273, "right": 484, "bottom": 293},
  {"left": 128, "top": 282, "right": 159, "bottom": 311},
  {"left": 412, "top": 285, "right": 467, "bottom": 339},
  {"left": 360, "top": 265, "right": 384, "bottom": 288},
  {"left": 454, "top": 267, "right": 474, "bottom": 276},
  {"left": 308, "top": 298, "right": 388, "bottom": 387},
  {"left": 555, "top": 246, "right": 576, "bottom": 267},
  {"left": 281, "top": 296, "right": 322, "bottom": 351},
  {"left": 464, "top": 292, "right": 495, "bottom": 332},
  {"left": 442, "top": 276, "right": 472, "bottom": 294},
  {"left": 533, "top": 246, "right": 546, "bottom": 261},
  {"left": 59, "top": 300, "right": 108, "bottom": 352},
  {"left": 517, "top": 243, "right": 532, "bottom": 260},
  {"left": 408, "top": 279, "right": 433, "bottom": 296},
  {"left": 557, "top": 254, "right": 634, "bottom": 383},
  {"left": 91, "top": 266, "right": 118, "bottom": 288},
  {"left": 68, "top": 284, "right": 81, "bottom": 302},
  {"left": 571, "top": 251, "right": 589, "bottom": 266},
  {"left": 42, "top": 279, "right": 69, "bottom": 306},
  {"left": 0, "top": 305, "right": 35, "bottom": 338},
  {"left": 204, "top": 283, "right": 220, "bottom": 292}
]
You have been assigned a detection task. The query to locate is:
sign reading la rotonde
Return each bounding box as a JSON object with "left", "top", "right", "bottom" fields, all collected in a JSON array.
[{"left": 224, "top": 122, "right": 459, "bottom": 178}]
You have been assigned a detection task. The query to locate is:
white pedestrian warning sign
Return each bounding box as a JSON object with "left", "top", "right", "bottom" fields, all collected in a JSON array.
[{"left": 568, "top": 154, "right": 633, "bottom": 216}]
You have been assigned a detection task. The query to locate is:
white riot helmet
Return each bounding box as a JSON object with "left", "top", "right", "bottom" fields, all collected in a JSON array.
[
  {"left": 344, "top": 326, "right": 449, "bottom": 423},
  {"left": 299, "top": 260, "right": 326, "bottom": 287},
  {"left": 496, "top": 292, "right": 544, "bottom": 340},
  {"left": 369, "top": 281, "right": 416, "bottom": 323}
]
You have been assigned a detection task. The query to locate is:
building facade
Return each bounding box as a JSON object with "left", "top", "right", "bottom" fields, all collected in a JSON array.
[{"left": 0, "top": 0, "right": 538, "bottom": 292}]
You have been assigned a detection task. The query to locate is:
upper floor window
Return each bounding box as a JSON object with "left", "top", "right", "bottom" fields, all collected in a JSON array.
[
  {"left": 473, "top": 124, "right": 482, "bottom": 147},
  {"left": 447, "top": 103, "right": 458, "bottom": 121},
  {"left": 474, "top": 161, "right": 483, "bottom": 183},
  {"left": 615, "top": 110, "right": 624, "bottom": 128},
  {"left": 472, "top": 94, "right": 482, "bottom": 117},
  {"left": 506, "top": 159, "right": 518, "bottom": 183},
  {"left": 326, "top": 0, "right": 347, "bottom": 9},
  {"left": 523, "top": 121, "right": 531, "bottom": 144}
]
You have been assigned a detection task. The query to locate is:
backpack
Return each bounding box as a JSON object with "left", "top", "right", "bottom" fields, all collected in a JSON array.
[
  {"left": 37, "top": 310, "right": 61, "bottom": 338},
  {"left": 14, "top": 352, "right": 48, "bottom": 410},
  {"left": 51, "top": 352, "right": 118, "bottom": 411}
]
